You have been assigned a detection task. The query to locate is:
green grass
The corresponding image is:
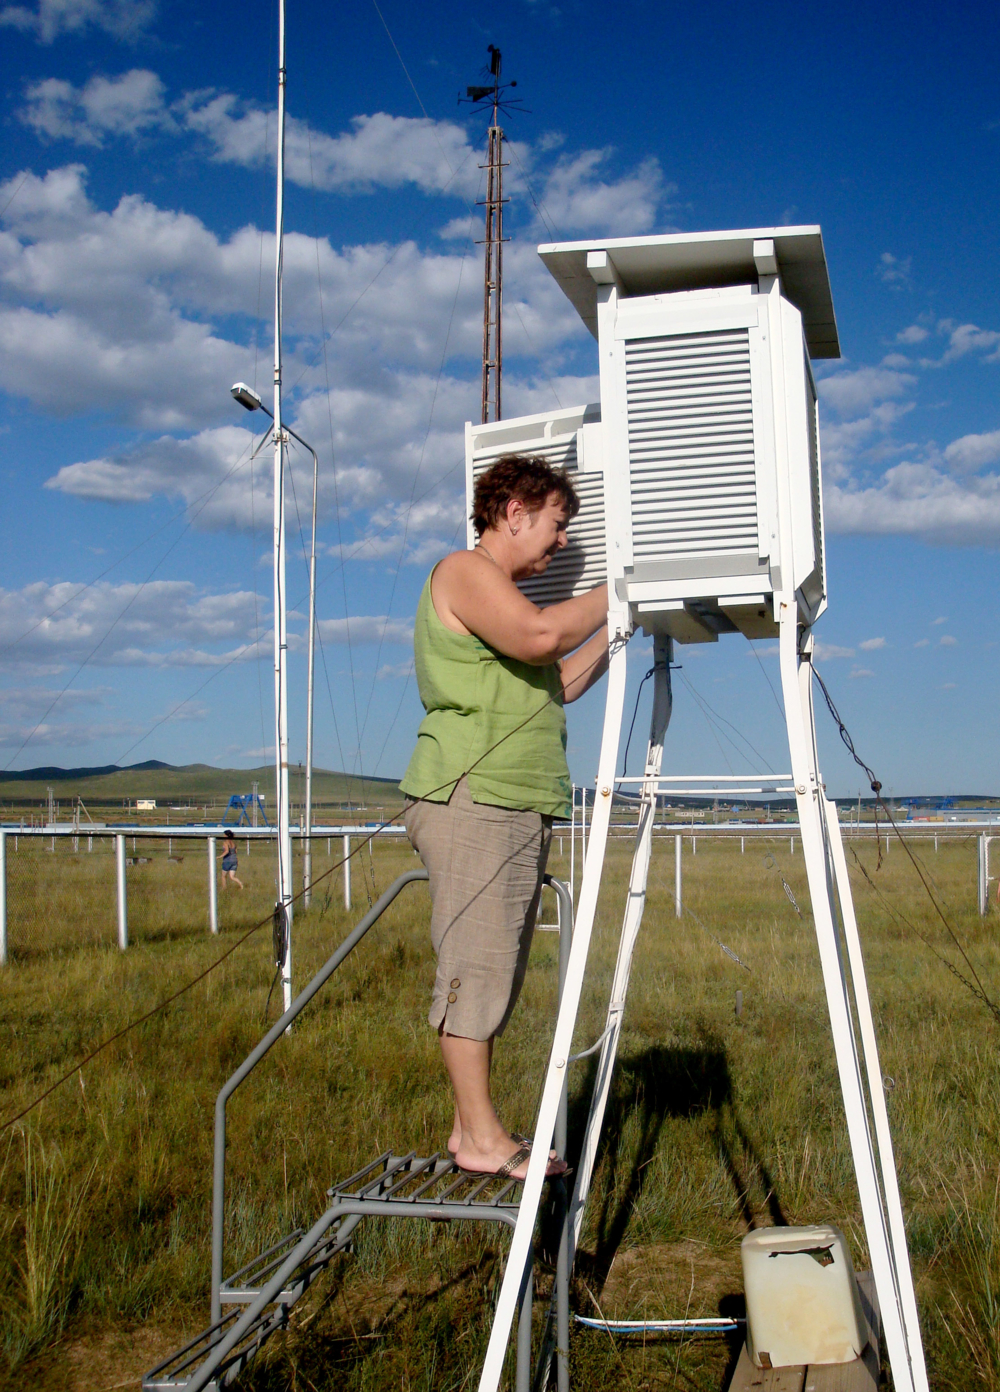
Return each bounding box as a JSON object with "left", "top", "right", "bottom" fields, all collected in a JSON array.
[{"left": 0, "top": 830, "right": 996, "bottom": 1390}]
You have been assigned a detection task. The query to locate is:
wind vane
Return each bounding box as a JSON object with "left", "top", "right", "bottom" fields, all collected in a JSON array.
[{"left": 461, "top": 46, "right": 525, "bottom": 424}]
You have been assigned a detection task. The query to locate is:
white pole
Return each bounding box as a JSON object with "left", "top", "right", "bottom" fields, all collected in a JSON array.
[
  {"left": 208, "top": 836, "right": 218, "bottom": 935},
  {"left": 0, "top": 831, "right": 7, "bottom": 966},
  {"left": 978, "top": 834, "right": 987, "bottom": 916},
  {"left": 115, "top": 833, "right": 128, "bottom": 950},
  {"left": 272, "top": 0, "right": 292, "bottom": 1012},
  {"left": 674, "top": 832, "right": 682, "bottom": 919},
  {"left": 580, "top": 787, "right": 587, "bottom": 880},
  {"left": 741, "top": 835, "right": 745, "bottom": 853},
  {"left": 569, "top": 785, "right": 576, "bottom": 906},
  {"left": 343, "top": 834, "right": 351, "bottom": 909},
  {"left": 304, "top": 440, "right": 318, "bottom": 909}
]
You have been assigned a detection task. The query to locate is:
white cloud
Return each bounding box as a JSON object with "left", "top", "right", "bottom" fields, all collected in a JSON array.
[
  {"left": 182, "top": 98, "right": 479, "bottom": 198},
  {"left": 939, "top": 635, "right": 958, "bottom": 646},
  {"left": 914, "top": 638, "right": 930, "bottom": 647},
  {"left": 0, "top": 579, "right": 264, "bottom": 670},
  {"left": 813, "top": 642, "right": 855, "bottom": 659},
  {"left": 317, "top": 616, "right": 412, "bottom": 645},
  {"left": 848, "top": 667, "right": 875, "bottom": 679},
  {"left": 944, "top": 429, "right": 1000, "bottom": 473},
  {"left": 859, "top": 637, "right": 886, "bottom": 650},
  {"left": 376, "top": 659, "right": 414, "bottom": 680},
  {"left": 537, "top": 149, "right": 671, "bottom": 235},
  {"left": 932, "top": 616, "right": 948, "bottom": 624},
  {"left": 939, "top": 682, "right": 957, "bottom": 690},
  {"left": 0, "top": 0, "right": 155, "bottom": 42},
  {"left": 933, "top": 320, "right": 1000, "bottom": 365},
  {"left": 45, "top": 426, "right": 272, "bottom": 529},
  {"left": 818, "top": 366, "right": 916, "bottom": 418},
  {"left": 825, "top": 463, "right": 1000, "bottom": 546},
  {"left": 21, "top": 70, "right": 170, "bottom": 145},
  {"left": 876, "top": 252, "right": 911, "bottom": 287},
  {"left": 896, "top": 324, "right": 929, "bottom": 344}
]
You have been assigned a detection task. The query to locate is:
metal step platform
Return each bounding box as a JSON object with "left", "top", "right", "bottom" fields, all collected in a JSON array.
[
  {"left": 143, "top": 1150, "right": 557, "bottom": 1392},
  {"left": 143, "top": 871, "right": 572, "bottom": 1392}
]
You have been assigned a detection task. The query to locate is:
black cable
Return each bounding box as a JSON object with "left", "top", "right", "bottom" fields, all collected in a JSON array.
[
  {"left": 812, "top": 663, "right": 999, "bottom": 1018},
  {"left": 2, "top": 635, "right": 625, "bottom": 1132},
  {"left": 615, "top": 666, "right": 654, "bottom": 793}
]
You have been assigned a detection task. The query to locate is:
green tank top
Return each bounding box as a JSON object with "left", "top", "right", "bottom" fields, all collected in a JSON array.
[{"left": 399, "top": 568, "right": 571, "bottom": 817}]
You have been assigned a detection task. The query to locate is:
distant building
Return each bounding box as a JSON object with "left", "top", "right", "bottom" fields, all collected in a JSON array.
[{"left": 137, "top": 799, "right": 157, "bottom": 811}]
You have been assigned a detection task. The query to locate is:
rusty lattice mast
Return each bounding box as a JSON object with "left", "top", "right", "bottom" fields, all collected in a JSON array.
[{"left": 465, "top": 46, "right": 520, "bottom": 424}]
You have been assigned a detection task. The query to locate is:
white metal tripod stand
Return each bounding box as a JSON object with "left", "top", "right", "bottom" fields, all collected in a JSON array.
[{"left": 477, "top": 606, "right": 928, "bottom": 1392}]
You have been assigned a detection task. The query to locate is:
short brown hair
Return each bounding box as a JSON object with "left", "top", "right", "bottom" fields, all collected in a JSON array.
[{"left": 472, "top": 454, "right": 580, "bottom": 537}]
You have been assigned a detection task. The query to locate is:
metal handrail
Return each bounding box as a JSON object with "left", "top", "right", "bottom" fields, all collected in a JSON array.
[
  {"left": 210, "top": 868, "right": 429, "bottom": 1322},
  {"left": 191, "top": 870, "right": 572, "bottom": 1392}
]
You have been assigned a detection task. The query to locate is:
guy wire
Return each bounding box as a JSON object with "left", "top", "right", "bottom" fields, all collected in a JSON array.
[
  {"left": 812, "top": 664, "right": 997, "bottom": 1017},
  {"left": 2, "top": 635, "right": 627, "bottom": 1133}
]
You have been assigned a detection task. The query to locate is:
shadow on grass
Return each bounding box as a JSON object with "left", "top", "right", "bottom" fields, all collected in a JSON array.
[
  {"left": 242, "top": 1246, "right": 501, "bottom": 1391},
  {"left": 567, "top": 1040, "right": 788, "bottom": 1291}
]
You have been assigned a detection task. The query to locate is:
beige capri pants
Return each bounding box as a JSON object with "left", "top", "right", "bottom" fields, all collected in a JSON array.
[{"left": 404, "top": 777, "right": 552, "bottom": 1041}]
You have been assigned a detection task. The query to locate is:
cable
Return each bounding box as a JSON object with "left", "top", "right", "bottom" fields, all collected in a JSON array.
[
  {"left": 812, "top": 663, "right": 999, "bottom": 1020},
  {"left": 847, "top": 846, "right": 1000, "bottom": 1026},
  {"left": 615, "top": 665, "right": 654, "bottom": 793},
  {"left": 748, "top": 638, "right": 784, "bottom": 719},
  {"left": 505, "top": 140, "right": 561, "bottom": 241},
  {"left": 355, "top": 234, "right": 472, "bottom": 764},
  {"left": 2, "top": 636, "right": 624, "bottom": 1132}
]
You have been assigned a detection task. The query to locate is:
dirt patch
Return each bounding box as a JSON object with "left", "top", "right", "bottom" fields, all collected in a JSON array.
[
  {"left": 15, "top": 1320, "right": 196, "bottom": 1392},
  {"left": 588, "top": 1239, "right": 744, "bottom": 1320}
]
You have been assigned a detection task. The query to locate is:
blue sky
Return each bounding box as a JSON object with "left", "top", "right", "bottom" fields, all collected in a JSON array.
[{"left": 0, "top": 0, "right": 998, "bottom": 798}]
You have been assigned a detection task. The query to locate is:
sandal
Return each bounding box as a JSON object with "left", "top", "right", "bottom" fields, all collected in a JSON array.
[{"left": 459, "top": 1145, "right": 571, "bottom": 1181}]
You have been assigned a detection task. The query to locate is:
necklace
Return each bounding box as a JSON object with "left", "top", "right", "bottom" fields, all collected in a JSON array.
[{"left": 477, "top": 543, "right": 502, "bottom": 568}]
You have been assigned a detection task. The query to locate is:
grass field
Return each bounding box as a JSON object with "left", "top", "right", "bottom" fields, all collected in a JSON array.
[{"left": 0, "top": 826, "right": 997, "bottom": 1391}]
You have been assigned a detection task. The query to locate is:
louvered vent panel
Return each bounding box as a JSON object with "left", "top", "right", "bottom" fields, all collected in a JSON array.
[
  {"left": 470, "top": 436, "right": 606, "bottom": 606},
  {"left": 625, "top": 330, "right": 759, "bottom": 560},
  {"left": 806, "top": 373, "right": 824, "bottom": 585}
]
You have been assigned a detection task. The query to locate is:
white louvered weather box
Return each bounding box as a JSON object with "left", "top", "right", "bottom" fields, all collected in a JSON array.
[
  {"left": 465, "top": 227, "right": 839, "bottom": 644},
  {"left": 465, "top": 403, "right": 608, "bottom": 608}
]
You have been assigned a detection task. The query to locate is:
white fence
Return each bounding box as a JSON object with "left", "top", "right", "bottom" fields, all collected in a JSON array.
[
  {"left": 0, "top": 824, "right": 408, "bottom": 965},
  {"left": 0, "top": 820, "right": 992, "bottom": 966}
]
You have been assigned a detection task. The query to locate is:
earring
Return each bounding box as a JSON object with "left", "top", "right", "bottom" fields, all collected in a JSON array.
[{"left": 511, "top": 526, "right": 519, "bottom": 535}]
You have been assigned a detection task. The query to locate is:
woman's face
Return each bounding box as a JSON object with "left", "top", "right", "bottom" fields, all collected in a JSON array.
[{"left": 512, "top": 491, "right": 570, "bottom": 576}]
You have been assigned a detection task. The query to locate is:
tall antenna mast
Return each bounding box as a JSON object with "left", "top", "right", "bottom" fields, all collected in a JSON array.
[
  {"left": 272, "top": 0, "right": 293, "bottom": 1011},
  {"left": 464, "top": 46, "right": 521, "bottom": 424}
]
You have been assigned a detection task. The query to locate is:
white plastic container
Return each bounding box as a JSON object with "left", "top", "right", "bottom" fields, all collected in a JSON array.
[{"left": 741, "top": 1225, "right": 866, "bottom": 1368}]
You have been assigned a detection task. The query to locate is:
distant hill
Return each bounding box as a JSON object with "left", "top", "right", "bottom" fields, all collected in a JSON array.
[
  {"left": 0, "top": 761, "right": 402, "bottom": 809},
  {"left": 2, "top": 760, "right": 174, "bottom": 782}
]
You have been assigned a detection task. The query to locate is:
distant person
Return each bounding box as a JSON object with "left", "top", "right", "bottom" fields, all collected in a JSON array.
[
  {"left": 400, "top": 454, "right": 609, "bottom": 1181},
  {"left": 220, "top": 830, "right": 243, "bottom": 890}
]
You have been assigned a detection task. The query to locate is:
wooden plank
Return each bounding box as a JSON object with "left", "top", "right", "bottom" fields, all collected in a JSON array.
[
  {"left": 729, "top": 1273, "right": 881, "bottom": 1392},
  {"left": 728, "top": 1346, "right": 805, "bottom": 1392}
]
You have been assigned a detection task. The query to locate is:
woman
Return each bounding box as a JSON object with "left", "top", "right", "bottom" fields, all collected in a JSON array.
[
  {"left": 400, "top": 454, "right": 608, "bottom": 1180},
  {"left": 220, "top": 829, "right": 243, "bottom": 890}
]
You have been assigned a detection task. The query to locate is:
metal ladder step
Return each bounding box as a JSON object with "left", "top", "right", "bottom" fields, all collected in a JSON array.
[{"left": 143, "top": 1148, "right": 538, "bottom": 1391}]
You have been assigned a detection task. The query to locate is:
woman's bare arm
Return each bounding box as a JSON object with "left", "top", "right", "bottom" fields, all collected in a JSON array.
[
  {"left": 559, "top": 628, "right": 610, "bottom": 703},
  {"left": 432, "top": 551, "right": 607, "bottom": 665}
]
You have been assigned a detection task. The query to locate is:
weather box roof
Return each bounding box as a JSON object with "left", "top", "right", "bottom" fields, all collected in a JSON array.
[{"left": 538, "top": 226, "right": 840, "bottom": 359}]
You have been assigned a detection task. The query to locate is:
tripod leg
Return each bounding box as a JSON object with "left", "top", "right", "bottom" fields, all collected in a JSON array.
[
  {"left": 477, "top": 632, "right": 629, "bottom": 1392},
  {"left": 566, "top": 635, "right": 673, "bottom": 1269},
  {"left": 821, "top": 791, "right": 928, "bottom": 1389},
  {"left": 777, "top": 595, "right": 927, "bottom": 1392}
]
